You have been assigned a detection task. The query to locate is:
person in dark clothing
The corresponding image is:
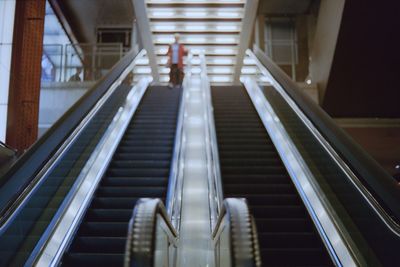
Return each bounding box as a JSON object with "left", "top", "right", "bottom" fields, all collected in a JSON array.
[
  {"left": 167, "top": 34, "right": 188, "bottom": 87},
  {"left": 68, "top": 67, "right": 82, "bottom": 82}
]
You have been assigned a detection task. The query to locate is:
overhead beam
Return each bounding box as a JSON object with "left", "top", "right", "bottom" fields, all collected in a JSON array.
[
  {"left": 233, "top": 0, "right": 259, "bottom": 83},
  {"left": 132, "top": 0, "right": 159, "bottom": 82}
]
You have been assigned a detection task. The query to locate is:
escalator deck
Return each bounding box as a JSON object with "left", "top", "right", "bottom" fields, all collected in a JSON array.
[
  {"left": 212, "top": 86, "right": 333, "bottom": 267},
  {"left": 61, "top": 86, "right": 181, "bottom": 266}
]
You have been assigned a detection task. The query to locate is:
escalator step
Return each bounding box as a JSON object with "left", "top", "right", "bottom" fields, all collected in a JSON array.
[
  {"left": 70, "top": 237, "right": 125, "bottom": 253},
  {"left": 78, "top": 222, "right": 128, "bottom": 237},
  {"left": 212, "top": 85, "right": 332, "bottom": 267},
  {"left": 63, "top": 253, "right": 123, "bottom": 267},
  {"left": 101, "top": 177, "right": 167, "bottom": 187},
  {"left": 62, "top": 86, "right": 181, "bottom": 266},
  {"left": 260, "top": 248, "right": 331, "bottom": 266},
  {"left": 96, "top": 186, "right": 167, "bottom": 197}
]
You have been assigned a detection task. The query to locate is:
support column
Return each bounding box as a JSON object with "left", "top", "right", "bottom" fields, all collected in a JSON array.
[
  {"left": 6, "top": 0, "right": 46, "bottom": 151},
  {"left": 309, "top": 0, "right": 345, "bottom": 103},
  {"left": 233, "top": 0, "right": 259, "bottom": 83},
  {"left": 254, "top": 14, "right": 265, "bottom": 51}
]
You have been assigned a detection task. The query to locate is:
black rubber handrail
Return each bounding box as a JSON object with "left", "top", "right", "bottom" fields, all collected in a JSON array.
[
  {"left": 0, "top": 141, "right": 17, "bottom": 154},
  {"left": 125, "top": 198, "right": 178, "bottom": 267},
  {"left": 253, "top": 45, "right": 400, "bottom": 222},
  {"left": 212, "top": 198, "right": 261, "bottom": 267},
  {"left": 0, "top": 49, "right": 137, "bottom": 216}
]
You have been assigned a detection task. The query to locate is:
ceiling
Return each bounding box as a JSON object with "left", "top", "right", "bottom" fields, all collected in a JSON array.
[
  {"left": 54, "top": 0, "right": 135, "bottom": 43},
  {"left": 259, "top": 0, "right": 314, "bottom": 15}
]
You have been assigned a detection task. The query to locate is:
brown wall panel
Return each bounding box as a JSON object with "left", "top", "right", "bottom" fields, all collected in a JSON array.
[{"left": 6, "top": 0, "right": 46, "bottom": 151}]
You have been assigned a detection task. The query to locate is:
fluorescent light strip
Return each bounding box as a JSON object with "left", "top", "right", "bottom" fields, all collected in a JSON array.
[
  {"left": 241, "top": 67, "right": 257, "bottom": 74},
  {"left": 149, "top": 8, "right": 243, "bottom": 19},
  {"left": 148, "top": 0, "right": 243, "bottom": 3},
  {"left": 214, "top": 48, "right": 235, "bottom": 54},
  {"left": 153, "top": 25, "right": 177, "bottom": 31},
  {"left": 152, "top": 11, "right": 175, "bottom": 17},
  {"left": 215, "top": 37, "right": 237, "bottom": 43},
  {"left": 135, "top": 67, "right": 152, "bottom": 74},
  {"left": 209, "top": 67, "right": 232, "bottom": 74},
  {"left": 243, "top": 58, "right": 256, "bottom": 65},
  {"left": 217, "top": 11, "right": 241, "bottom": 18},
  {"left": 209, "top": 58, "right": 234, "bottom": 65},
  {"left": 185, "top": 25, "right": 207, "bottom": 31},
  {"left": 184, "top": 11, "right": 207, "bottom": 17},
  {"left": 210, "top": 76, "right": 232, "bottom": 82},
  {"left": 216, "top": 25, "right": 239, "bottom": 31}
]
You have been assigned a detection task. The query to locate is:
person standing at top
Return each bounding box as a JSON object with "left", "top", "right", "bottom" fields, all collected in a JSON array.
[
  {"left": 167, "top": 33, "right": 188, "bottom": 88},
  {"left": 68, "top": 67, "right": 82, "bottom": 82}
]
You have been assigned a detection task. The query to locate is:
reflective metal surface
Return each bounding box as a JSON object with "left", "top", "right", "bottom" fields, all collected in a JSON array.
[
  {"left": 176, "top": 55, "right": 215, "bottom": 267},
  {"left": 33, "top": 64, "right": 151, "bottom": 266},
  {"left": 125, "top": 199, "right": 178, "bottom": 267},
  {"left": 242, "top": 77, "right": 358, "bottom": 266}
]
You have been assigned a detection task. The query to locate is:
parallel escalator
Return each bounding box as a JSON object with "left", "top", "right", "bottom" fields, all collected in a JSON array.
[
  {"left": 61, "top": 86, "right": 181, "bottom": 266},
  {"left": 212, "top": 85, "right": 333, "bottom": 267}
]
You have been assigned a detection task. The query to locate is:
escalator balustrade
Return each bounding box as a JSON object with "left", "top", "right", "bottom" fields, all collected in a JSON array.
[
  {"left": 212, "top": 85, "right": 333, "bottom": 267},
  {"left": 61, "top": 86, "right": 181, "bottom": 266}
]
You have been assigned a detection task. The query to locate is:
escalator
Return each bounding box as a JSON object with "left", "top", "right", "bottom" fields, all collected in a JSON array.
[
  {"left": 212, "top": 85, "right": 333, "bottom": 266},
  {"left": 61, "top": 86, "right": 181, "bottom": 266}
]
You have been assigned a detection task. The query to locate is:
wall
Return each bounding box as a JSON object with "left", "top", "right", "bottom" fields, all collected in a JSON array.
[
  {"left": 0, "top": 1, "right": 16, "bottom": 142},
  {"left": 322, "top": 0, "right": 400, "bottom": 118}
]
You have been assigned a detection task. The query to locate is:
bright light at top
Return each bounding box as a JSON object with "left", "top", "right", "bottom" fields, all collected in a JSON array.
[
  {"left": 215, "top": 37, "right": 236, "bottom": 43},
  {"left": 216, "top": 25, "right": 239, "bottom": 31},
  {"left": 184, "top": 11, "right": 207, "bottom": 17},
  {"left": 217, "top": 11, "right": 241, "bottom": 18},
  {"left": 152, "top": 11, "right": 175, "bottom": 17},
  {"left": 185, "top": 25, "right": 207, "bottom": 31},
  {"left": 153, "top": 25, "right": 176, "bottom": 31},
  {"left": 214, "top": 48, "right": 235, "bottom": 54}
]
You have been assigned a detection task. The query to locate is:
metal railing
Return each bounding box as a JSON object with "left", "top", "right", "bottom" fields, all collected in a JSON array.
[{"left": 42, "top": 43, "right": 126, "bottom": 83}]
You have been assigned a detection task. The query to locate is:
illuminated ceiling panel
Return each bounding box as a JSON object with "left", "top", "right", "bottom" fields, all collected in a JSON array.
[
  {"left": 144, "top": 0, "right": 252, "bottom": 84},
  {"left": 151, "top": 22, "right": 241, "bottom": 33},
  {"left": 148, "top": 8, "right": 244, "bottom": 19}
]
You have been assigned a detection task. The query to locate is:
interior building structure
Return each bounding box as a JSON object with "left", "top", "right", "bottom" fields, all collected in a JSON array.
[{"left": 0, "top": 0, "right": 399, "bottom": 266}]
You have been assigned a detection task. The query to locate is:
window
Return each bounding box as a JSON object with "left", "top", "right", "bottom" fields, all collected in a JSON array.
[{"left": 264, "top": 18, "right": 298, "bottom": 65}]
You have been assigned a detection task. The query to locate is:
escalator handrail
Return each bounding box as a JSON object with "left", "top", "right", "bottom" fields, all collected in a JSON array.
[
  {"left": 212, "top": 198, "right": 261, "bottom": 267},
  {"left": 165, "top": 52, "right": 192, "bottom": 231},
  {"left": 0, "top": 141, "right": 17, "bottom": 154},
  {"left": 0, "top": 49, "right": 144, "bottom": 229},
  {"left": 200, "top": 52, "right": 224, "bottom": 229},
  {"left": 125, "top": 198, "right": 178, "bottom": 267},
  {"left": 250, "top": 45, "right": 400, "bottom": 233}
]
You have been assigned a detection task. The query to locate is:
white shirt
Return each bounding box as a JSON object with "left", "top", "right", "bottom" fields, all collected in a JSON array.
[{"left": 172, "top": 43, "right": 179, "bottom": 64}]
